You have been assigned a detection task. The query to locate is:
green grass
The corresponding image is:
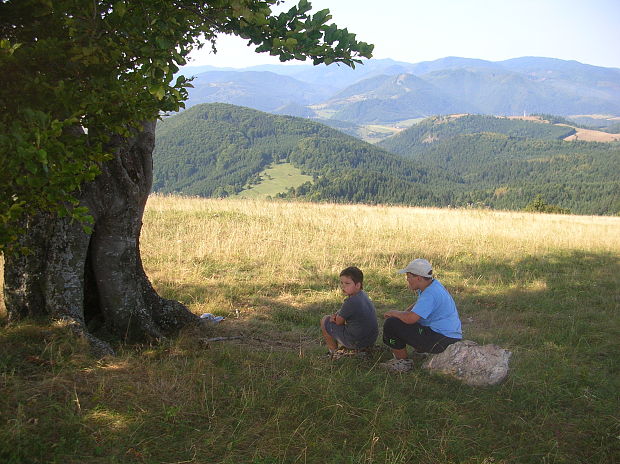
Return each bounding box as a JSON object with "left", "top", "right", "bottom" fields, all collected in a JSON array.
[
  {"left": 1, "top": 198, "right": 619, "bottom": 463},
  {"left": 236, "top": 163, "right": 313, "bottom": 199}
]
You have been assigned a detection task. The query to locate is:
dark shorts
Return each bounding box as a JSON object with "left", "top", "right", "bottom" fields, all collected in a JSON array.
[
  {"left": 324, "top": 319, "right": 375, "bottom": 350},
  {"left": 382, "top": 317, "right": 460, "bottom": 353}
]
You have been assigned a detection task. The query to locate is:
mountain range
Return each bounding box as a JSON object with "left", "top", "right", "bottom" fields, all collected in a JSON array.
[{"left": 179, "top": 57, "right": 620, "bottom": 128}]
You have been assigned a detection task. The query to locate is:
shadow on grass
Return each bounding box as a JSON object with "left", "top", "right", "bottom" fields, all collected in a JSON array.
[{"left": 447, "top": 250, "right": 620, "bottom": 349}]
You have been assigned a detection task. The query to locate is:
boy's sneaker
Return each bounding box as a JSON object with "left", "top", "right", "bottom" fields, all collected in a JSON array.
[
  {"left": 380, "top": 358, "right": 414, "bottom": 373},
  {"left": 328, "top": 346, "right": 381, "bottom": 360},
  {"left": 330, "top": 347, "right": 350, "bottom": 360}
]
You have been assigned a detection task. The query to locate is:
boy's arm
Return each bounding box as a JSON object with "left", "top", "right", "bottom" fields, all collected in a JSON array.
[
  {"left": 329, "top": 313, "right": 346, "bottom": 325},
  {"left": 383, "top": 308, "right": 420, "bottom": 324},
  {"left": 333, "top": 297, "right": 355, "bottom": 325}
]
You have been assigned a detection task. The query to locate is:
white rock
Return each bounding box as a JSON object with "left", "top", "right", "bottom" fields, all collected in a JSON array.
[{"left": 422, "top": 340, "right": 512, "bottom": 386}]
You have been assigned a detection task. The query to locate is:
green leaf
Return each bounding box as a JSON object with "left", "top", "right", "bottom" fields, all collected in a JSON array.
[
  {"left": 114, "top": 1, "right": 127, "bottom": 17},
  {"left": 284, "top": 38, "right": 298, "bottom": 50},
  {"left": 156, "top": 37, "right": 171, "bottom": 50},
  {"left": 37, "top": 149, "right": 48, "bottom": 164},
  {"left": 149, "top": 86, "right": 166, "bottom": 100}
]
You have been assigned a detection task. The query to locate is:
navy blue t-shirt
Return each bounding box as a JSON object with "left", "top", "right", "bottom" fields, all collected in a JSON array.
[{"left": 338, "top": 290, "right": 379, "bottom": 347}]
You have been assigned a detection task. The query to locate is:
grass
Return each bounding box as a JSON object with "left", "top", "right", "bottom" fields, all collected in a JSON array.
[
  {"left": 1, "top": 195, "right": 619, "bottom": 463},
  {"left": 235, "top": 163, "right": 314, "bottom": 199},
  {"left": 357, "top": 119, "right": 425, "bottom": 143},
  {"left": 355, "top": 125, "right": 402, "bottom": 143}
]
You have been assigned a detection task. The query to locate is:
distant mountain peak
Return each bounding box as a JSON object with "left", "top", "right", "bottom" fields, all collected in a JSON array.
[{"left": 178, "top": 56, "right": 620, "bottom": 123}]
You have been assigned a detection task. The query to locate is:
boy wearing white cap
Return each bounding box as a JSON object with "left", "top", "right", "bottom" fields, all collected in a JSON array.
[{"left": 382, "top": 258, "right": 462, "bottom": 371}]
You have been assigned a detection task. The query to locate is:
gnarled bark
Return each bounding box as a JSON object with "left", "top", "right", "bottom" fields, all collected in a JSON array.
[{"left": 3, "top": 121, "right": 198, "bottom": 356}]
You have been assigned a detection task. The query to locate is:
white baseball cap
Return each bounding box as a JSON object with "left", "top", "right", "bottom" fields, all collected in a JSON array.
[{"left": 397, "top": 258, "right": 433, "bottom": 278}]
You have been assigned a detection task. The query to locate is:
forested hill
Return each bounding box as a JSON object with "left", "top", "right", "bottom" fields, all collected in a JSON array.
[
  {"left": 378, "top": 115, "right": 620, "bottom": 215},
  {"left": 153, "top": 103, "right": 452, "bottom": 203},
  {"left": 380, "top": 115, "right": 577, "bottom": 148},
  {"left": 154, "top": 106, "right": 619, "bottom": 215}
]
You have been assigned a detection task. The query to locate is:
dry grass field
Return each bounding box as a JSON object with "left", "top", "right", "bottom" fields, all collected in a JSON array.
[
  {"left": 141, "top": 194, "right": 619, "bottom": 283},
  {"left": 562, "top": 126, "right": 620, "bottom": 142},
  {"left": 506, "top": 115, "right": 620, "bottom": 141},
  {"left": 1, "top": 195, "right": 619, "bottom": 463},
  {"left": 139, "top": 195, "right": 620, "bottom": 345}
]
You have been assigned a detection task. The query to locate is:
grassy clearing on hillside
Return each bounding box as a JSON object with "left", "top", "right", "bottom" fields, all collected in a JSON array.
[
  {"left": 1, "top": 196, "right": 619, "bottom": 463},
  {"left": 236, "top": 163, "right": 313, "bottom": 199},
  {"left": 356, "top": 125, "right": 401, "bottom": 143}
]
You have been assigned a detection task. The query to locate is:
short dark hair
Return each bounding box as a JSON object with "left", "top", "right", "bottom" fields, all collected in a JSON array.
[{"left": 340, "top": 266, "right": 364, "bottom": 288}]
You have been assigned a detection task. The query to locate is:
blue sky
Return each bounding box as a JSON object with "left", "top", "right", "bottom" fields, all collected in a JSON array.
[{"left": 187, "top": 0, "right": 620, "bottom": 69}]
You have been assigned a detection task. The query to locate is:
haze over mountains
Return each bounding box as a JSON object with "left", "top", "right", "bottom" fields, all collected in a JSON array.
[{"left": 179, "top": 57, "right": 620, "bottom": 125}]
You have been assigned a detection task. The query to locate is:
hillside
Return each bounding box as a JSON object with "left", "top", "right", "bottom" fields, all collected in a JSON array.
[
  {"left": 154, "top": 106, "right": 619, "bottom": 215},
  {"left": 323, "top": 64, "right": 620, "bottom": 124},
  {"left": 316, "top": 74, "right": 475, "bottom": 123},
  {"left": 378, "top": 115, "right": 620, "bottom": 214},
  {"left": 153, "top": 103, "right": 450, "bottom": 204}
]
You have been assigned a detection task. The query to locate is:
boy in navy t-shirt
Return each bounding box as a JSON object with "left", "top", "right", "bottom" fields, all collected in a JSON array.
[{"left": 320, "top": 267, "right": 378, "bottom": 355}]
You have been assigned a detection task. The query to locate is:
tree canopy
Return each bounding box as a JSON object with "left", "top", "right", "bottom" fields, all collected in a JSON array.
[{"left": 0, "top": 0, "right": 373, "bottom": 252}]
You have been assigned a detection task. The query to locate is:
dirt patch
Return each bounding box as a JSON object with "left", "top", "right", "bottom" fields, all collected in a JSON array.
[
  {"left": 192, "top": 318, "right": 318, "bottom": 353},
  {"left": 504, "top": 116, "right": 620, "bottom": 141},
  {"left": 199, "top": 334, "right": 309, "bottom": 351},
  {"left": 562, "top": 127, "right": 620, "bottom": 142}
]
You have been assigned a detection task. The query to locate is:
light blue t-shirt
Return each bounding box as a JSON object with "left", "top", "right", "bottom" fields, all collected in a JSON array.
[{"left": 411, "top": 279, "right": 462, "bottom": 339}]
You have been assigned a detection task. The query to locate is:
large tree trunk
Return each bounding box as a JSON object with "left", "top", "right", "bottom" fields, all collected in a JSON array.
[{"left": 3, "top": 121, "right": 199, "bottom": 356}]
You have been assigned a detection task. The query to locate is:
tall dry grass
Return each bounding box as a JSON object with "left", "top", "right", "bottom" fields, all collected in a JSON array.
[
  {"left": 143, "top": 195, "right": 618, "bottom": 269},
  {"left": 140, "top": 195, "right": 619, "bottom": 317}
]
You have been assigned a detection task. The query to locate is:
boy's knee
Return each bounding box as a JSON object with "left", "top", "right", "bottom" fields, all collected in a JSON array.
[
  {"left": 382, "top": 317, "right": 406, "bottom": 349},
  {"left": 383, "top": 316, "right": 401, "bottom": 334}
]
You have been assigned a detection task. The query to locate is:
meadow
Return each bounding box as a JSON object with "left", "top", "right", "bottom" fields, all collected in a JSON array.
[
  {"left": 235, "top": 163, "right": 313, "bottom": 199},
  {"left": 1, "top": 195, "right": 619, "bottom": 463}
]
